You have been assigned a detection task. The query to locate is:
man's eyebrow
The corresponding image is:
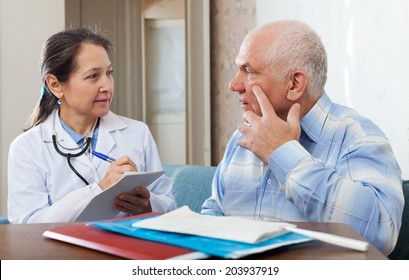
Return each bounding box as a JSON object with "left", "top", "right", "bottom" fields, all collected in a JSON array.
[{"left": 234, "top": 59, "right": 250, "bottom": 68}]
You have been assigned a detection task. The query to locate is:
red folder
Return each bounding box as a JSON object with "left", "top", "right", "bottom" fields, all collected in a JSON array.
[{"left": 43, "top": 213, "right": 203, "bottom": 260}]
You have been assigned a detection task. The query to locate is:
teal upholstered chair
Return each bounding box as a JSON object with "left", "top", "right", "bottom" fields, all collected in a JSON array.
[
  {"left": 163, "top": 164, "right": 216, "bottom": 213},
  {"left": 0, "top": 216, "right": 9, "bottom": 224},
  {"left": 389, "top": 180, "right": 409, "bottom": 260}
]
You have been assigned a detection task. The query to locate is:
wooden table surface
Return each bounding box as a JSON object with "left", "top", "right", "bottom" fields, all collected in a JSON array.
[{"left": 0, "top": 220, "right": 387, "bottom": 260}]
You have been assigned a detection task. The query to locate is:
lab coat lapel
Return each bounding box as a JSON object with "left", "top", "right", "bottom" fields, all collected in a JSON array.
[
  {"left": 41, "top": 110, "right": 61, "bottom": 143},
  {"left": 92, "top": 112, "right": 126, "bottom": 169},
  {"left": 42, "top": 110, "right": 95, "bottom": 171},
  {"left": 93, "top": 126, "right": 115, "bottom": 169}
]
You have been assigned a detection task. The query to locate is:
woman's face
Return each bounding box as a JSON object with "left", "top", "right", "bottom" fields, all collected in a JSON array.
[{"left": 59, "top": 43, "right": 114, "bottom": 123}]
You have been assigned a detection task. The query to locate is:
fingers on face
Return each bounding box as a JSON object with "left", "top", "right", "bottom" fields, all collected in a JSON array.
[
  {"left": 238, "top": 122, "right": 251, "bottom": 135},
  {"left": 243, "top": 110, "right": 257, "bottom": 124},
  {"left": 252, "top": 86, "right": 276, "bottom": 117}
]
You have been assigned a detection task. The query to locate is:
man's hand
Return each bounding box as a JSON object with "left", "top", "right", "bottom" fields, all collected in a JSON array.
[
  {"left": 114, "top": 186, "right": 152, "bottom": 215},
  {"left": 238, "top": 86, "right": 301, "bottom": 163}
]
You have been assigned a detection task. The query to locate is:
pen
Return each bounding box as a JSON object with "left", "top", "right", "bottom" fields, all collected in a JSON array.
[
  {"left": 280, "top": 226, "right": 369, "bottom": 252},
  {"left": 92, "top": 151, "right": 116, "bottom": 163}
]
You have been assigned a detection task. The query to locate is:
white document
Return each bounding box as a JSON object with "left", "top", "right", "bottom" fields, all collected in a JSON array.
[
  {"left": 75, "top": 170, "right": 165, "bottom": 222},
  {"left": 132, "top": 206, "right": 296, "bottom": 244}
]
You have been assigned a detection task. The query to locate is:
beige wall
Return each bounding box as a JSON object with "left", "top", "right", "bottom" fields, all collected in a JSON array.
[
  {"left": 0, "top": 0, "right": 65, "bottom": 215},
  {"left": 210, "top": 0, "right": 256, "bottom": 165}
]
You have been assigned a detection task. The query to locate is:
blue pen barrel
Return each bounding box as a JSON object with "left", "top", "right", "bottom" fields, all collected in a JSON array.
[{"left": 92, "top": 151, "right": 116, "bottom": 163}]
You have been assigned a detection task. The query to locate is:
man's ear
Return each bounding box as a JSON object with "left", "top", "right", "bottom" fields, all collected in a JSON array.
[
  {"left": 45, "top": 74, "right": 63, "bottom": 99},
  {"left": 286, "top": 71, "right": 308, "bottom": 101}
]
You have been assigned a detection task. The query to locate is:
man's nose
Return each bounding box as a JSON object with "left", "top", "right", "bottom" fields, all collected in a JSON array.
[{"left": 229, "top": 72, "right": 245, "bottom": 93}]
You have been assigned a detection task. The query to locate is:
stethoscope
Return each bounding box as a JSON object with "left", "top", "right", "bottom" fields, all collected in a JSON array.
[
  {"left": 51, "top": 117, "right": 99, "bottom": 185},
  {"left": 52, "top": 134, "right": 92, "bottom": 185}
]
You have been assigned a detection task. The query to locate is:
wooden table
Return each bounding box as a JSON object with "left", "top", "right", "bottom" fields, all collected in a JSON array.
[{"left": 0, "top": 221, "right": 386, "bottom": 260}]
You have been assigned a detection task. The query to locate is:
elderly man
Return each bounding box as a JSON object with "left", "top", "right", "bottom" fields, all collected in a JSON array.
[{"left": 202, "top": 20, "right": 403, "bottom": 254}]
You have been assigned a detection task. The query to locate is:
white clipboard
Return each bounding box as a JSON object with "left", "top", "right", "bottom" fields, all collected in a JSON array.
[{"left": 75, "top": 170, "right": 165, "bottom": 222}]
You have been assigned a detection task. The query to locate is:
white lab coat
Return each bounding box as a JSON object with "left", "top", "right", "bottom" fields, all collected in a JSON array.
[{"left": 7, "top": 110, "right": 176, "bottom": 223}]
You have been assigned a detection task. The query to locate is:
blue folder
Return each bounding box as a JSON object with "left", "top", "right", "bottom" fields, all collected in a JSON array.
[{"left": 91, "top": 216, "right": 312, "bottom": 259}]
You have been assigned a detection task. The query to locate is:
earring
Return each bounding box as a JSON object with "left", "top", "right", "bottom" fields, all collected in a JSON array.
[{"left": 57, "top": 99, "right": 62, "bottom": 105}]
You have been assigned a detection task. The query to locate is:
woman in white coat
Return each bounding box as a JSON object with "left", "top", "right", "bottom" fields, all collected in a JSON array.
[{"left": 7, "top": 27, "right": 176, "bottom": 223}]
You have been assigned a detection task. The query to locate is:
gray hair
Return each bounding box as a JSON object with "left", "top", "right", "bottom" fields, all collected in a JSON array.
[{"left": 264, "top": 20, "right": 327, "bottom": 96}]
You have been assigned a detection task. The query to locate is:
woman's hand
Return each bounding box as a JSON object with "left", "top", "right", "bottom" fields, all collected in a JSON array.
[
  {"left": 98, "top": 156, "right": 138, "bottom": 190},
  {"left": 114, "top": 186, "right": 152, "bottom": 215},
  {"left": 99, "top": 156, "right": 152, "bottom": 215}
]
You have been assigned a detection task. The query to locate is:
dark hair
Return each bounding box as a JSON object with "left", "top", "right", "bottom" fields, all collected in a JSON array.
[{"left": 25, "top": 27, "right": 113, "bottom": 130}]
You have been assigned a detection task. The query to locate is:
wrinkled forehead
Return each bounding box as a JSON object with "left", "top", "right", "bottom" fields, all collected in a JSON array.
[
  {"left": 235, "top": 29, "right": 275, "bottom": 66},
  {"left": 61, "top": 44, "right": 111, "bottom": 80}
]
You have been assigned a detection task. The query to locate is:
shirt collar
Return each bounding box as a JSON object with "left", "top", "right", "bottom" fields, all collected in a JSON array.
[
  {"left": 59, "top": 118, "right": 83, "bottom": 144},
  {"left": 300, "top": 92, "right": 333, "bottom": 143},
  {"left": 59, "top": 117, "right": 99, "bottom": 146}
]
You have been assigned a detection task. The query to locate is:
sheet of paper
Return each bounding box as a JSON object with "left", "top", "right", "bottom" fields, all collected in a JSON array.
[
  {"left": 132, "top": 206, "right": 296, "bottom": 244},
  {"left": 75, "top": 170, "right": 165, "bottom": 222},
  {"left": 91, "top": 216, "right": 311, "bottom": 259}
]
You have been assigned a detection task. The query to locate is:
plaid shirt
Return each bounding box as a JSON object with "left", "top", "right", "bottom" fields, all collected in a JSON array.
[{"left": 202, "top": 93, "right": 404, "bottom": 254}]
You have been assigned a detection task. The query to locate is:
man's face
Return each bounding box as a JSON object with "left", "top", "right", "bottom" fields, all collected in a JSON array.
[{"left": 229, "top": 31, "right": 292, "bottom": 120}]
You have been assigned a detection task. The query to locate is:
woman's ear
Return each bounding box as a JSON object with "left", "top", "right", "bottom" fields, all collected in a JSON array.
[
  {"left": 287, "top": 71, "right": 308, "bottom": 101},
  {"left": 45, "top": 74, "right": 63, "bottom": 99}
]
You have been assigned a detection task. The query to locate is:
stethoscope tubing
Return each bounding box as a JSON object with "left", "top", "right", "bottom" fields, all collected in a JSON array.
[{"left": 52, "top": 134, "right": 91, "bottom": 185}]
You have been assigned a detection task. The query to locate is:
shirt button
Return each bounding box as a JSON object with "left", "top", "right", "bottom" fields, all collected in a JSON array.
[{"left": 267, "top": 179, "right": 272, "bottom": 184}]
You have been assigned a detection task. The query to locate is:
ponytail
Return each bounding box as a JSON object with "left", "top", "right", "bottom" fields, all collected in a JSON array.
[{"left": 25, "top": 85, "right": 59, "bottom": 131}]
